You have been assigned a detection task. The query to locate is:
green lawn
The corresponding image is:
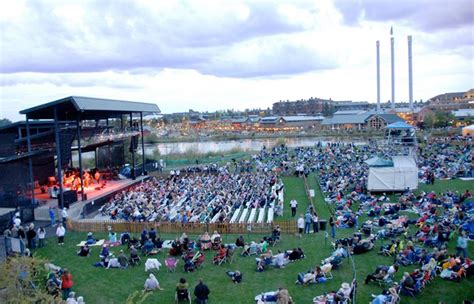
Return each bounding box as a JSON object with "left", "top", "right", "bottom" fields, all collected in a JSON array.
[
  {"left": 33, "top": 179, "right": 474, "bottom": 303},
  {"left": 279, "top": 176, "right": 312, "bottom": 221},
  {"left": 34, "top": 228, "right": 474, "bottom": 304}
]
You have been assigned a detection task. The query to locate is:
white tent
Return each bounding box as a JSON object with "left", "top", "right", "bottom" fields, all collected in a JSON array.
[
  {"left": 368, "top": 155, "right": 418, "bottom": 191},
  {"left": 462, "top": 124, "right": 474, "bottom": 137}
]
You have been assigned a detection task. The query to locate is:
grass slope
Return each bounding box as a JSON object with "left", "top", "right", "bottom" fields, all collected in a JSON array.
[
  {"left": 279, "top": 176, "right": 311, "bottom": 221},
  {"left": 34, "top": 179, "right": 474, "bottom": 303}
]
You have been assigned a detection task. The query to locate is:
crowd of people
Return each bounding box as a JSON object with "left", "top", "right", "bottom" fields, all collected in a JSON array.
[
  {"left": 99, "top": 169, "right": 282, "bottom": 224},
  {"left": 3, "top": 134, "right": 472, "bottom": 303}
]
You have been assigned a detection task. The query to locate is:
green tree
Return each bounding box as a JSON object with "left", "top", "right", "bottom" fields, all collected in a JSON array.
[
  {"left": 0, "top": 255, "right": 54, "bottom": 303},
  {"left": 423, "top": 112, "right": 435, "bottom": 129},
  {"left": 434, "top": 111, "right": 455, "bottom": 128}
]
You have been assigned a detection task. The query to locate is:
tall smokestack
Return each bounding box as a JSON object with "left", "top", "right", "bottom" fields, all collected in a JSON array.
[
  {"left": 408, "top": 35, "right": 413, "bottom": 111},
  {"left": 376, "top": 40, "right": 381, "bottom": 112},
  {"left": 390, "top": 27, "right": 395, "bottom": 109}
]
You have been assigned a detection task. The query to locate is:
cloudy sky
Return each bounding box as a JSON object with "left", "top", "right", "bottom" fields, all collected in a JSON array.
[{"left": 1, "top": 0, "right": 473, "bottom": 121}]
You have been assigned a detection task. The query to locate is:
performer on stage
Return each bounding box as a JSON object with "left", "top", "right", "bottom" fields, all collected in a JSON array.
[
  {"left": 83, "top": 171, "right": 91, "bottom": 188},
  {"left": 94, "top": 170, "right": 101, "bottom": 185}
]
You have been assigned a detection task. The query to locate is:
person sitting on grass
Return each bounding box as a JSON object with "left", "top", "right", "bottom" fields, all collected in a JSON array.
[
  {"left": 256, "top": 250, "right": 273, "bottom": 272},
  {"left": 235, "top": 235, "right": 245, "bottom": 248},
  {"left": 273, "top": 250, "right": 289, "bottom": 268},
  {"left": 288, "top": 248, "right": 305, "bottom": 261},
  {"left": 275, "top": 286, "right": 293, "bottom": 304},
  {"left": 213, "top": 244, "right": 227, "bottom": 264},
  {"left": 364, "top": 265, "right": 398, "bottom": 284},
  {"left": 99, "top": 244, "right": 110, "bottom": 259},
  {"left": 86, "top": 232, "right": 96, "bottom": 245},
  {"left": 106, "top": 256, "right": 121, "bottom": 269},
  {"left": 144, "top": 273, "right": 163, "bottom": 291},
  {"left": 226, "top": 270, "right": 242, "bottom": 283},
  {"left": 296, "top": 266, "right": 326, "bottom": 285},
  {"left": 108, "top": 229, "right": 117, "bottom": 243},
  {"left": 117, "top": 250, "right": 128, "bottom": 268},
  {"left": 129, "top": 246, "right": 140, "bottom": 266},
  {"left": 142, "top": 238, "right": 156, "bottom": 255},
  {"left": 258, "top": 238, "right": 268, "bottom": 254},
  {"left": 66, "top": 291, "right": 77, "bottom": 304},
  {"left": 200, "top": 231, "right": 212, "bottom": 250},
  {"left": 77, "top": 244, "right": 90, "bottom": 257},
  {"left": 211, "top": 231, "right": 221, "bottom": 244}
]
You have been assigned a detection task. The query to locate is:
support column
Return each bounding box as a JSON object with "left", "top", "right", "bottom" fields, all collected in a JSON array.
[
  {"left": 106, "top": 118, "right": 111, "bottom": 168},
  {"left": 130, "top": 113, "right": 136, "bottom": 180},
  {"left": 25, "top": 116, "right": 35, "bottom": 206},
  {"left": 376, "top": 40, "right": 381, "bottom": 112},
  {"left": 408, "top": 35, "right": 413, "bottom": 111},
  {"left": 54, "top": 108, "right": 64, "bottom": 209},
  {"left": 140, "top": 112, "right": 146, "bottom": 175},
  {"left": 121, "top": 115, "right": 125, "bottom": 167},
  {"left": 390, "top": 28, "right": 395, "bottom": 109},
  {"left": 76, "top": 117, "right": 85, "bottom": 201}
]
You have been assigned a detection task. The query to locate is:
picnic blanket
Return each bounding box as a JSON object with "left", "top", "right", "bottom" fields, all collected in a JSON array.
[
  {"left": 76, "top": 239, "right": 105, "bottom": 247},
  {"left": 161, "top": 240, "right": 174, "bottom": 249}
]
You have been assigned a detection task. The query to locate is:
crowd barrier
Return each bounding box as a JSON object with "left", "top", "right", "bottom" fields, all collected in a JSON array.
[{"left": 67, "top": 219, "right": 299, "bottom": 235}]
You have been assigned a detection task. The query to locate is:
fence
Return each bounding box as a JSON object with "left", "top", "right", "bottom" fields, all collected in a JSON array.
[
  {"left": 0, "top": 236, "right": 26, "bottom": 262},
  {"left": 67, "top": 219, "right": 298, "bottom": 235}
]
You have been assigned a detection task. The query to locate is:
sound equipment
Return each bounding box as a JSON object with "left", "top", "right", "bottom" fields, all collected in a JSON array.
[
  {"left": 58, "top": 190, "right": 78, "bottom": 208},
  {"left": 129, "top": 136, "right": 139, "bottom": 152}
]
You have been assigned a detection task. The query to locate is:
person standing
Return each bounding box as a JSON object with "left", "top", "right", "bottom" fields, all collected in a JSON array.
[
  {"left": 37, "top": 227, "right": 46, "bottom": 248},
  {"left": 194, "top": 278, "right": 210, "bottom": 304},
  {"left": 61, "top": 208, "right": 68, "bottom": 225},
  {"left": 290, "top": 199, "right": 298, "bottom": 217},
  {"left": 13, "top": 215, "right": 21, "bottom": 228},
  {"left": 26, "top": 224, "right": 37, "bottom": 249},
  {"left": 61, "top": 268, "right": 74, "bottom": 300},
  {"left": 312, "top": 212, "right": 319, "bottom": 233},
  {"left": 456, "top": 231, "right": 468, "bottom": 258},
  {"left": 49, "top": 207, "right": 56, "bottom": 227},
  {"left": 297, "top": 214, "right": 304, "bottom": 238},
  {"left": 56, "top": 223, "right": 66, "bottom": 245},
  {"left": 304, "top": 210, "right": 312, "bottom": 234},
  {"left": 329, "top": 216, "right": 336, "bottom": 239}
]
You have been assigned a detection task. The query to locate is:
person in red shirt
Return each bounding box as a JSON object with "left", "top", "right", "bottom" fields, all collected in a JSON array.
[{"left": 61, "top": 268, "right": 74, "bottom": 300}]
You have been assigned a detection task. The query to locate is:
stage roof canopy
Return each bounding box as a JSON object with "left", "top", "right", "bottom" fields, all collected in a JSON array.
[
  {"left": 386, "top": 121, "right": 414, "bottom": 129},
  {"left": 20, "top": 96, "right": 161, "bottom": 120}
]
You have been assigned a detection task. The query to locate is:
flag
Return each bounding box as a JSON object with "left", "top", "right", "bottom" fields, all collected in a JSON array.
[{"left": 390, "top": 26, "right": 393, "bottom": 35}]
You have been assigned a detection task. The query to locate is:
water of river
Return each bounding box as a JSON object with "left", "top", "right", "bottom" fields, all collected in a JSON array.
[{"left": 145, "top": 136, "right": 367, "bottom": 156}]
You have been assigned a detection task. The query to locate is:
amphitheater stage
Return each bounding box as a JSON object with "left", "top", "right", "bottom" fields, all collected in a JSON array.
[{"left": 34, "top": 176, "right": 149, "bottom": 221}]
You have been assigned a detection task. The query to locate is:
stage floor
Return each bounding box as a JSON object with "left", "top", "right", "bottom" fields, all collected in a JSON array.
[
  {"left": 35, "top": 178, "right": 145, "bottom": 206},
  {"left": 34, "top": 176, "right": 148, "bottom": 221}
]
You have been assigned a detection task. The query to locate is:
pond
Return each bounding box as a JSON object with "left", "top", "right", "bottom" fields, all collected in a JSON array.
[{"left": 145, "top": 136, "right": 367, "bottom": 156}]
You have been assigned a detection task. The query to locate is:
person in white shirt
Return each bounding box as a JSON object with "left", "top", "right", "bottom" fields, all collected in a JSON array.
[
  {"left": 56, "top": 223, "right": 66, "bottom": 245},
  {"left": 106, "top": 257, "right": 121, "bottom": 269},
  {"left": 144, "top": 273, "right": 163, "bottom": 291},
  {"left": 290, "top": 199, "right": 298, "bottom": 217},
  {"left": 13, "top": 216, "right": 21, "bottom": 228},
  {"left": 273, "top": 251, "right": 288, "bottom": 268},
  {"left": 61, "top": 208, "right": 68, "bottom": 225},
  {"left": 297, "top": 214, "right": 305, "bottom": 238},
  {"left": 66, "top": 291, "right": 77, "bottom": 304},
  {"left": 37, "top": 227, "right": 46, "bottom": 248},
  {"left": 211, "top": 231, "right": 221, "bottom": 243}
]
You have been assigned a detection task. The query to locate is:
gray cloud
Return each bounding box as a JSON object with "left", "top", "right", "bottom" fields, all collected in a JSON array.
[
  {"left": 199, "top": 36, "right": 337, "bottom": 77},
  {"left": 333, "top": 0, "right": 473, "bottom": 32},
  {"left": 0, "top": 73, "right": 142, "bottom": 89},
  {"left": 0, "top": 0, "right": 328, "bottom": 77}
]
